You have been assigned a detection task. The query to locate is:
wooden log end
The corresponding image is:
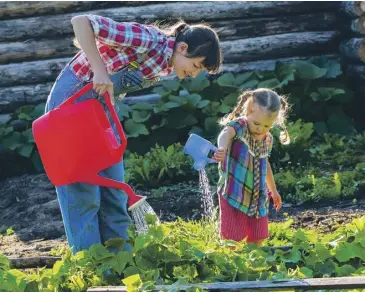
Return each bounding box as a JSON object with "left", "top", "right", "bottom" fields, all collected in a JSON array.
[
  {"left": 353, "top": 38, "right": 365, "bottom": 62},
  {"left": 360, "top": 1, "right": 365, "bottom": 15},
  {"left": 341, "top": 1, "right": 365, "bottom": 18},
  {"left": 352, "top": 17, "right": 365, "bottom": 34},
  {"left": 354, "top": 1, "right": 365, "bottom": 17},
  {"left": 340, "top": 38, "right": 365, "bottom": 63}
]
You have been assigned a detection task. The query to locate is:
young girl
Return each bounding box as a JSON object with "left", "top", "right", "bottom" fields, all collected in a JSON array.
[
  {"left": 213, "top": 88, "right": 290, "bottom": 246},
  {"left": 45, "top": 15, "right": 222, "bottom": 253}
]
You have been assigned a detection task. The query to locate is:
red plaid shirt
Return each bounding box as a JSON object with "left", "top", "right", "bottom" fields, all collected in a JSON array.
[{"left": 70, "top": 15, "right": 175, "bottom": 81}]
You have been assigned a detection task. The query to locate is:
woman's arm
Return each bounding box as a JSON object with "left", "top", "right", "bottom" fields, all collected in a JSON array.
[{"left": 71, "top": 16, "right": 114, "bottom": 99}]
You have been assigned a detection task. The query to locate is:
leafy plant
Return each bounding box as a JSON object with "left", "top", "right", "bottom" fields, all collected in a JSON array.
[
  {"left": 3, "top": 216, "right": 365, "bottom": 291},
  {"left": 125, "top": 143, "right": 194, "bottom": 187}
]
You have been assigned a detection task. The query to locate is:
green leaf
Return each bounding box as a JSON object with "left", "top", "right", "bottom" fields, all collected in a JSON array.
[
  {"left": 299, "top": 267, "right": 313, "bottom": 278},
  {"left": 110, "top": 251, "right": 133, "bottom": 274},
  {"left": 310, "top": 92, "right": 320, "bottom": 101},
  {"left": 132, "top": 110, "right": 151, "bottom": 123},
  {"left": 223, "top": 92, "right": 239, "bottom": 106},
  {"left": 161, "top": 79, "right": 181, "bottom": 92},
  {"left": 182, "top": 72, "right": 210, "bottom": 92},
  {"left": 18, "top": 113, "right": 33, "bottom": 121},
  {"left": 164, "top": 250, "right": 181, "bottom": 263},
  {"left": 105, "top": 238, "right": 125, "bottom": 251},
  {"left": 239, "top": 79, "right": 259, "bottom": 90},
  {"left": 145, "top": 214, "right": 159, "bottom": 225},
  {"left": 185, "top": 94, "right": 202, "bottom": 106},
  {"left": 21, "top": 129, "right": 34, "bottom": 143},
  {"left": 152, "top": 86, "right": 170, "bottom": 98},
  {"left": 124, "top": 119, "right": 149, "bottom": 137},
  {"left": 294, "top": 61, "right": 327, "bottom": 79},
  {"left": 164, "top": 101, "right": 182, "bottom": 109},
  {"left": 131, "top": 103, "right": 154, "bottom": 110},
  {"left": 15, "top": 105, "right": 34, "bottom": 115},
  {"left": 279, "top": 73, "right": 295, "bottom": 87},
  {"left": 196, "top": 100, "right": 210, "bottom": 108},
  {"left": 2, "top": 132, "right": 22, "bottom": 151},
  {"left": 17, "top": 143, "right": 34, "bottom": 158},
  {"left": 312, "top": 56, "right": 342, "bottom": 78},
  {"left": 335, "top": 243, "right": 354, "bottom": 262},
  {"left": 88, "top": 244, "right": 114, "bottom": 261},
  {"left": 122, "top": 274, "right": 143, "bottom": 292},
  {"left": 123, "top": 266, "right": 140, "bottom": 278},
  {"left": 217, "top": 73, "right": 236, "bottom": 88},
  {"left": 7, "top": 269, "right": 28, "bottom": 291},
  {"left": 218, "top": 103, "right": 232, "bottom": 114},
  {"left": 117, "top": 103, "right": 132, "bottom": 119},
  {"left": 311, "top": 87, "right": 346, "bottom": 102},
  {"left": 275, "top": 62, "right": 296, "bottom": 87},
  {"left": 235, "top": 72, "right": 253, "bottom": 85},
  {"left": 337, "top": 264, "right": 356, "bottom": 277},
  {"left": 258, "top": 78, "right": 281, "bottom": 89},
  {"left": 169, "top": 95, "right": 186, "bottom": 104},
  {"left": 30, "top": 103, "right": 46, "bottom": 119},
  {"left": 134, "top": 236, "right": 147, "bottom": 251},
  {"left": 315, "top": 243, "right": 332, "bottom": 261},
  {"left": 0, "top": 254, "right": 10, "bottom": 272}
]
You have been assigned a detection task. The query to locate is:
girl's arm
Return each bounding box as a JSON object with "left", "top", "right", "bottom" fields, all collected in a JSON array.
[
  {"left": 71, "top": 16, "right": 114, "bottom": 99},
  {"left": 266, "top": 160, "right": 282, "bottom": 211},
  {"left": 266, "top": 160, "right": 277, "bottom": 193},
  {"left": 213, "top": 126, "right": 235, "bottom": 162}
]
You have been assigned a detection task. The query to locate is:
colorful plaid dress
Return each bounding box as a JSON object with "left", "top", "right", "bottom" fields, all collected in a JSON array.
[{"left": 217, "top": 117, "right": 273, "bottom": 218}]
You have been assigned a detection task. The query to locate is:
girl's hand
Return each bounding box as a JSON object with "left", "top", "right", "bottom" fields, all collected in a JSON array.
[
  {"left": 271, "top": 190, "right": 282, "bottom": 212},
  {"left": 93, "top": 71, "right": 115, "bottom": 104},
  {"left": 213, "top": 147, "right": 226, "bottom": 162}
]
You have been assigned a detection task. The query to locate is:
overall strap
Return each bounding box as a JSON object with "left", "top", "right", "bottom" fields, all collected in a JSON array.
[{"left": 127, "top": 50, "right": 161, "bottom": 84}]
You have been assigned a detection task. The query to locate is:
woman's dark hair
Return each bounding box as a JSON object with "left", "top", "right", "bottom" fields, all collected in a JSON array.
[{"left": 159, "top": 20, "right": 222, "bottom": 74}]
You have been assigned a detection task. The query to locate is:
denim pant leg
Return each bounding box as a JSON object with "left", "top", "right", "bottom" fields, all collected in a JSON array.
[
  {"left": 98, "top": 159, "right": 132, "bottom": 251},
  {"left": 45, "top": 66, "right": 101, "bottom": 253}
]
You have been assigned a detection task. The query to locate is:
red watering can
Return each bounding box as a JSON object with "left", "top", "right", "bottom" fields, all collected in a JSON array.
[{"left": 32, "top": 83, "right": 146, "bottom": 211}]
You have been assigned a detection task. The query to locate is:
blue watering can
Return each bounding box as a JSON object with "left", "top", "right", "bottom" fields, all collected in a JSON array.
[{"left": 184, "top": 134, "right": 218, "bottom": 171}]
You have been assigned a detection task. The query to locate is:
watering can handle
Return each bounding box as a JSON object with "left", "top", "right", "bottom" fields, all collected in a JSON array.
[
  {"left": 61, "top": 83, "right": 127, "bottom": 155},
  {"left": 208, "top": 144, "right": 218, "bottom": 164}
]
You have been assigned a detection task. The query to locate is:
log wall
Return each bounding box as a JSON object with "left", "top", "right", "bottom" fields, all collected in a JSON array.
[{"left": 0, "top": 1, "right": 364, "bottom": 122}]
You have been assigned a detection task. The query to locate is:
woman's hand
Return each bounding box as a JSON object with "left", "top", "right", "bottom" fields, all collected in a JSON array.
[
  {"left": 213, "top": 147, "right": 227, "bottom": 162},
  {"left": 92, "top": 71, "right": 115, "bottom": 104},
  {"left": 271, "top": 190, "right": 282, "bottom": 212}
]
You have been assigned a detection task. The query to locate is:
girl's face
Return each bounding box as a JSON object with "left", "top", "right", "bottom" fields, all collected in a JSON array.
[
  {"left": 171, "top": 42, "right": 206, "bottom": 79},
  {"left": 246, "top": 102, "right": 278, "bottom": 140}
]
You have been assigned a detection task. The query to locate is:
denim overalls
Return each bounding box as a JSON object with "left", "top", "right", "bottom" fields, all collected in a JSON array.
[{"left": 45, "top": 53, "right": 158, "bottom": 253}]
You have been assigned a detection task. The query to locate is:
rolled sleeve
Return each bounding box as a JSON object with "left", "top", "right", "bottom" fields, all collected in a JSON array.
[
  {"left": 227, "top": 118, "right": 246, "bottom": 139},
  {"left": 86, "top": 15, "right": 155, "bottom": 49}
]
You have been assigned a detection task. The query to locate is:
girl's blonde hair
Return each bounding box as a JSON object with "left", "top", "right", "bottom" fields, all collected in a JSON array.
[{"left": 219, "top": 88, "right": 291, "bottom": 144}]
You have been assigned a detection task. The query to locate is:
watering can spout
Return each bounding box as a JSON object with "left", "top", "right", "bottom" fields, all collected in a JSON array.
[
  {"left": 83, "top": 173, "right": 146, "bottom": 211},
  {"left": 184, "top": 134, "right": 217, "bottom": 171}
]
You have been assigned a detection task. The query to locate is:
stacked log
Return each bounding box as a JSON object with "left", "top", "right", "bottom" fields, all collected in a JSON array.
[
  {"left": 338, "top": 2, "right": 365, "bottom": 129},
  {"left": 0, "top": 1, "right": 345, "bottom": 121},
  {"left": 339, "top": 2, "right": 365, "bottom": 86}
]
